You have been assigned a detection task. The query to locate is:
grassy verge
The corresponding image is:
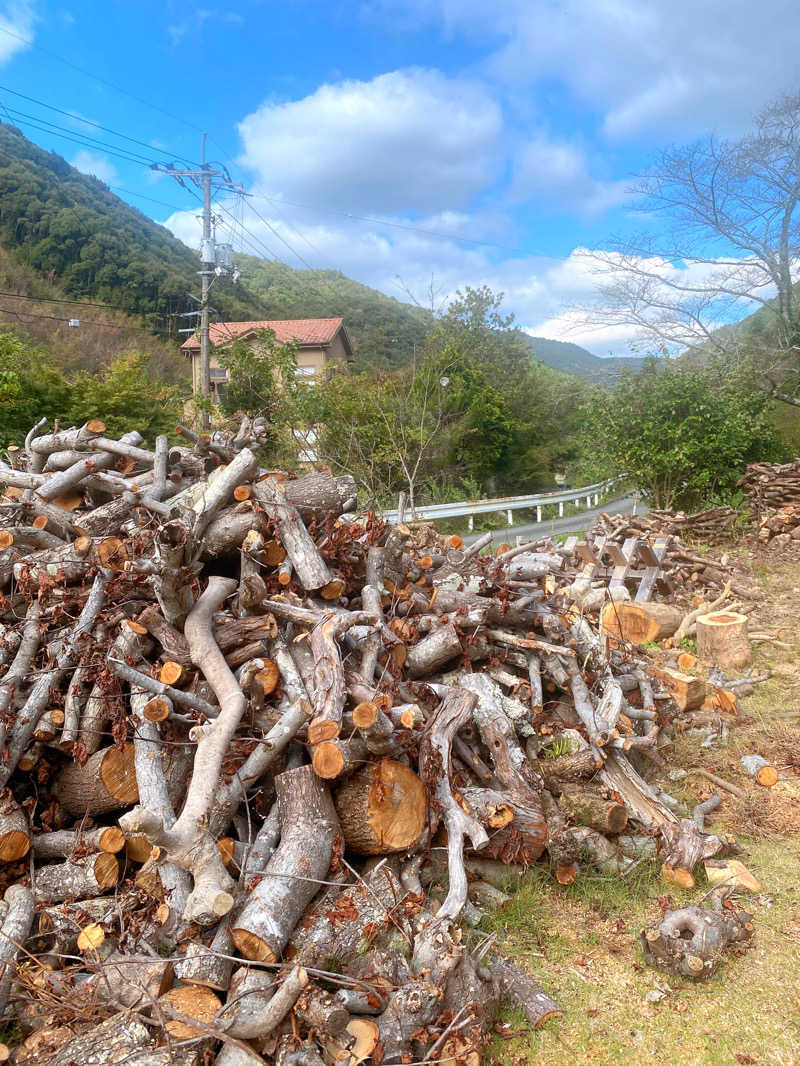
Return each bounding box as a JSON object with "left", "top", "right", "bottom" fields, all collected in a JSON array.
[{"left": 480, "top": 547, "right": 800, "bottom": 1066}]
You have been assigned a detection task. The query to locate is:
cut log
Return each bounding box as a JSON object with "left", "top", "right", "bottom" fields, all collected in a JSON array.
[
  {"left": 55, "top": 743, "right": 139, "bottom": 816},
  {"left": 652, "top": 667, "right": 706, "bottom": 713},
  {"left": 0, "top": 884, "right": 34, "bottom": 1017},
  {"left": 333, "top": 760, "right": 426, "bottom": 855},
  {"left": 406, "top": 623, "right": 462, "bottom": 679},
  {"left": 740, "top": 753, "right": 778, "bottom": 787},
  {"left": 159, "top": 984, "right": 223, "bottom": 1039},
  {"left": 33, "top": 853, "right": 120, "bottom": 902},
  {"left": 601, "top": 601, "right": 683, "bottom": 644},
  {"left": 32, "top": 826, "right": 125, "bottom": 859},
  {"left": 231, "top": 764, "right": 339, "bottom": 962},
  {"left": 557, "top": 784, "right": 628, "bottom": 835},
  {"left": 696, "top": 611, "right": 751, "bottom": 672},
  {"left": 0, "top": 794, "right": 30, "bottom": 863}
]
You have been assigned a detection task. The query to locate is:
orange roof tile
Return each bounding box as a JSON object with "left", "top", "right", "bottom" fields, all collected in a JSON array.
[{"left": 181, "top": 317, "right": 346, "bottom": 350}]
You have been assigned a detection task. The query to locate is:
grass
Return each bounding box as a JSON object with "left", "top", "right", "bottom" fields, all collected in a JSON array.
[
  {"left": 479, "top": 547, "right": 800, "bottom": 1066},
  {"left": 485, "top": 837, "right": 800, "bottom": 1066}
]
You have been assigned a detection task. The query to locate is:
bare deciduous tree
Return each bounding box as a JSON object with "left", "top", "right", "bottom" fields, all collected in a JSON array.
[{"left": 577, "top": 94, "right": 800, "bottom": 404}]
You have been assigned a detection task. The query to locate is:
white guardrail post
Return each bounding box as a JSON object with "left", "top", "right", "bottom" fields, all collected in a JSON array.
[{"left": 360, "top": 476, "right": 624, "bottom": 526}]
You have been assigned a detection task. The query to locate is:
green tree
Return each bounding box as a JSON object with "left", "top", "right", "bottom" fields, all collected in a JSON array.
[
  {"left": 68, "top": 352, "right": 181, "bottom": 443},
  {"left": 215, "top": 329, "right": 304, "bottom": 463},
  {"left": 585, "top": 358, "right": 784, "bottom": 509},
  {"left": 0, "top": 331, "right": 72, "bottom": 445}
]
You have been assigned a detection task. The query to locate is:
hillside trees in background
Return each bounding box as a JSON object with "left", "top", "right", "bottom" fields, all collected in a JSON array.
[
  {"left": 67, "top": 353, "right": 182, "bottom": 440},
  {"left": 0, "top": 123, "right": 264, "bottom": 326},
  {"left": 586, "top": 358, "right": 785, "bottom": 509},
  {"left": 577, "top": 92, "right": 800, "bottom": 406},
  {"left": 0, "top": 330, "right": 181, "bottom": 446}
]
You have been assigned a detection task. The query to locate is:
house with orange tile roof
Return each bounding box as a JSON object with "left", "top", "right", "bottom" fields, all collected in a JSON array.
[{"left": 181, "top": 318, "right": 353, "bottom": 401}]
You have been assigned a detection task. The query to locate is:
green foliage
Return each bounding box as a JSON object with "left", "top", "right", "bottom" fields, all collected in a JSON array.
[
  {"left": 216, "top": 329, "right": 305, "bottom": 462},
  {"left": 67, "top": 352, "right": 181, "bottom": 442},
  {"left": 584, "top": 357, "right": 785, "bottom": 509},
  {"left": 0, "top": 330, "right": 72, "bottom": 444}
]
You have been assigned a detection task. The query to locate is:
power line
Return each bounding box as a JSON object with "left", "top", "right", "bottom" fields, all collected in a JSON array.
[
  {"left": 0, "top": 24, "right": 206, "bottom": 139},
  {"left": 0, "top": 83, "right": 198, "bottom": 166},
  {"left": 0, "top": 289, "right": 177, "bottom": 315},
  {"left": 0, "top": 303, "right": 171, "bottom": 334},
  {"left": 2, "top": 107, "right": 162, "bottom": 168}
]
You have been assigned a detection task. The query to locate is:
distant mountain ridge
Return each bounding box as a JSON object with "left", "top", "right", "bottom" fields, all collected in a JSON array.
[
  {"left": 0, "top": 120, "right": 637, "bottom": 382},
  {"left": 525, "top": 335, "right": 644, "bottom": 380}
]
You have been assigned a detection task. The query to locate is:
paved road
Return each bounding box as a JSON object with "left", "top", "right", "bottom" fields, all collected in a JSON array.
[{"left": 462, "top": 494, "right": 647, "bottom": 547}]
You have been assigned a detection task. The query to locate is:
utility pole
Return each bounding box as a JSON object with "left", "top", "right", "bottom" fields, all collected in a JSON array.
[
  {"left": 153, "top": 137, "right": 243, "bottom": 428},
  {"left": 199, "top": 133, "right": 212, "bottom": 426}
]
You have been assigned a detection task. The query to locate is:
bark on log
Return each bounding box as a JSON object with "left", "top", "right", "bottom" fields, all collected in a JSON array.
[
  {"left": 601, "top": 602, "right": 683, "bottom": 644},
  {"left": 253, "top": 479, "right": 331, "bottom": 591},
  {"left": 0, "top": 794, "right": 30, "bottom": 863},
  {"left": 696, "top": 611, "right": 751, "bottom": 672},
  {"left": 641, "top": 904, "right": 753, "bottom": 980},
  {"left": 55, "top": 743, "right": 138, "bottom": 816},
  {"left": 0, "top": 571, "right": 107, "bottom": 787},
  {"left": 406, "top": 623, "right": 462, "bottom": 679},
  {"left": 33, "top": 853, "right": 119, "bottom": 902},
  {"left": 231, "top": 764, "right": 340, "bottom": 962},
  {"left": 121, "top": 577, "right": 244, "bottom": 925},
  {"left": 42, "top": 1013, "right": 151, "bottom": 1066},
  {"left": 32, "top": 825, "right": 125, "bottom": 859},
  {"left": 492, "top": 959, "right": 563, "bottom": 1028},
  {"left": 0, "top": 884, "right": 34, "bottom": 1017},
  {"left": 557, "top": 784, "right": 628, "bottom": 835},
  {"left": 333, "top": 759, "right": 426, "bottom": 855},
  {"left": 419, "top": 688, "right": 488, "bottom": 921}
]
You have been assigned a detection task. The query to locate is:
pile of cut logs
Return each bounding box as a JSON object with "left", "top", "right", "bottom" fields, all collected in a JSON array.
[
  {"left": 735, "top": 459, "right": 800, "bottom": 546},
  {"left": 0, "top": 421, "right": 749, "bottom": 1065},
  {"left": 739, "top": 458, "right": 800, "bottom": 511},
  {"left": 587, "top": 512, "right": 750, "bottom": 602},
  {"left": 595, "top": 507, "right": 742, "bottom": 544}
]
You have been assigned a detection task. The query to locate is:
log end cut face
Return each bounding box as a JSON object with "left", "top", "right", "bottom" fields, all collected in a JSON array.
[{"left": 335, "top": 759, "right": 427, "bottom": 856}]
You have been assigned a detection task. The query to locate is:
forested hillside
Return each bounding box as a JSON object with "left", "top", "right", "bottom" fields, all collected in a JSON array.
[
  {"left": 0, "top": 122, "right": 264, "bottom": 326},
  {"left": 0, "top": 122, "right": 622, "bottom": 377}
]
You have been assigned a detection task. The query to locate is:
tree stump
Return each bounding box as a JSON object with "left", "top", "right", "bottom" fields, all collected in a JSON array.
[
  {"left": 333, "top": 759, "right": 426, "bottom": 855},
  {"left": 696, "top": 611, "right": 751, "bottom": 671}
]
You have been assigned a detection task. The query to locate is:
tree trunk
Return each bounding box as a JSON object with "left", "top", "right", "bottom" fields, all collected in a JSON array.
[{"left": 696, "top": 610, "right": 751, "bottom": 671}]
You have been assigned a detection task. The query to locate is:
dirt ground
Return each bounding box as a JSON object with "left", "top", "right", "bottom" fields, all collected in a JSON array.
[{"left": 483, "top": 545, "right": 800, "bottom": 1066}]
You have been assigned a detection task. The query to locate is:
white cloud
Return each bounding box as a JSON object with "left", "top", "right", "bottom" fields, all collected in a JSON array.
[
  {"left": 71, "top": 150, "right": 117, "bottom": 186},
  {"left": 382, "top": 0, "right": 800, "bottom": 140},
  {"left": 0, "top": 1, "right": 36, "bottom": 65},
  {"left": 237, "top": 69, "right": 503, "bottom": 214},
  {"left": 510, "top": 136, "right": 630, "bottom": 214}
]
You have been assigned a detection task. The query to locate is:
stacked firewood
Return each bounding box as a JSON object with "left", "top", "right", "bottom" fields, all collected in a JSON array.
[
  {"left": 739, "top": 458, "right": 800, "bottom": 510},
  {"left": 0, "top": 421, "right": 744, "bottom": 1065},
  {"left": 735, "top": 459, "right": 800, "bottom": 546},
  {"left": 754, "top": 504, "right": 800, "bottom": 546}
]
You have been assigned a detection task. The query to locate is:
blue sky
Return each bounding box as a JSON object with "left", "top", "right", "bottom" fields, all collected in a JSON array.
[{"left": 1, "top": 0, "right": 800, "bottom": 354}]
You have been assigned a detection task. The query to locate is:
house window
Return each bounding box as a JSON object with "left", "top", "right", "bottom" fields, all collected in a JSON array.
[
  {"left": 295, "top": 365, "right": 316, "bottom": 383},
  {"left": 209, "top": 368, "right": 228, "bottom": 381}
]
